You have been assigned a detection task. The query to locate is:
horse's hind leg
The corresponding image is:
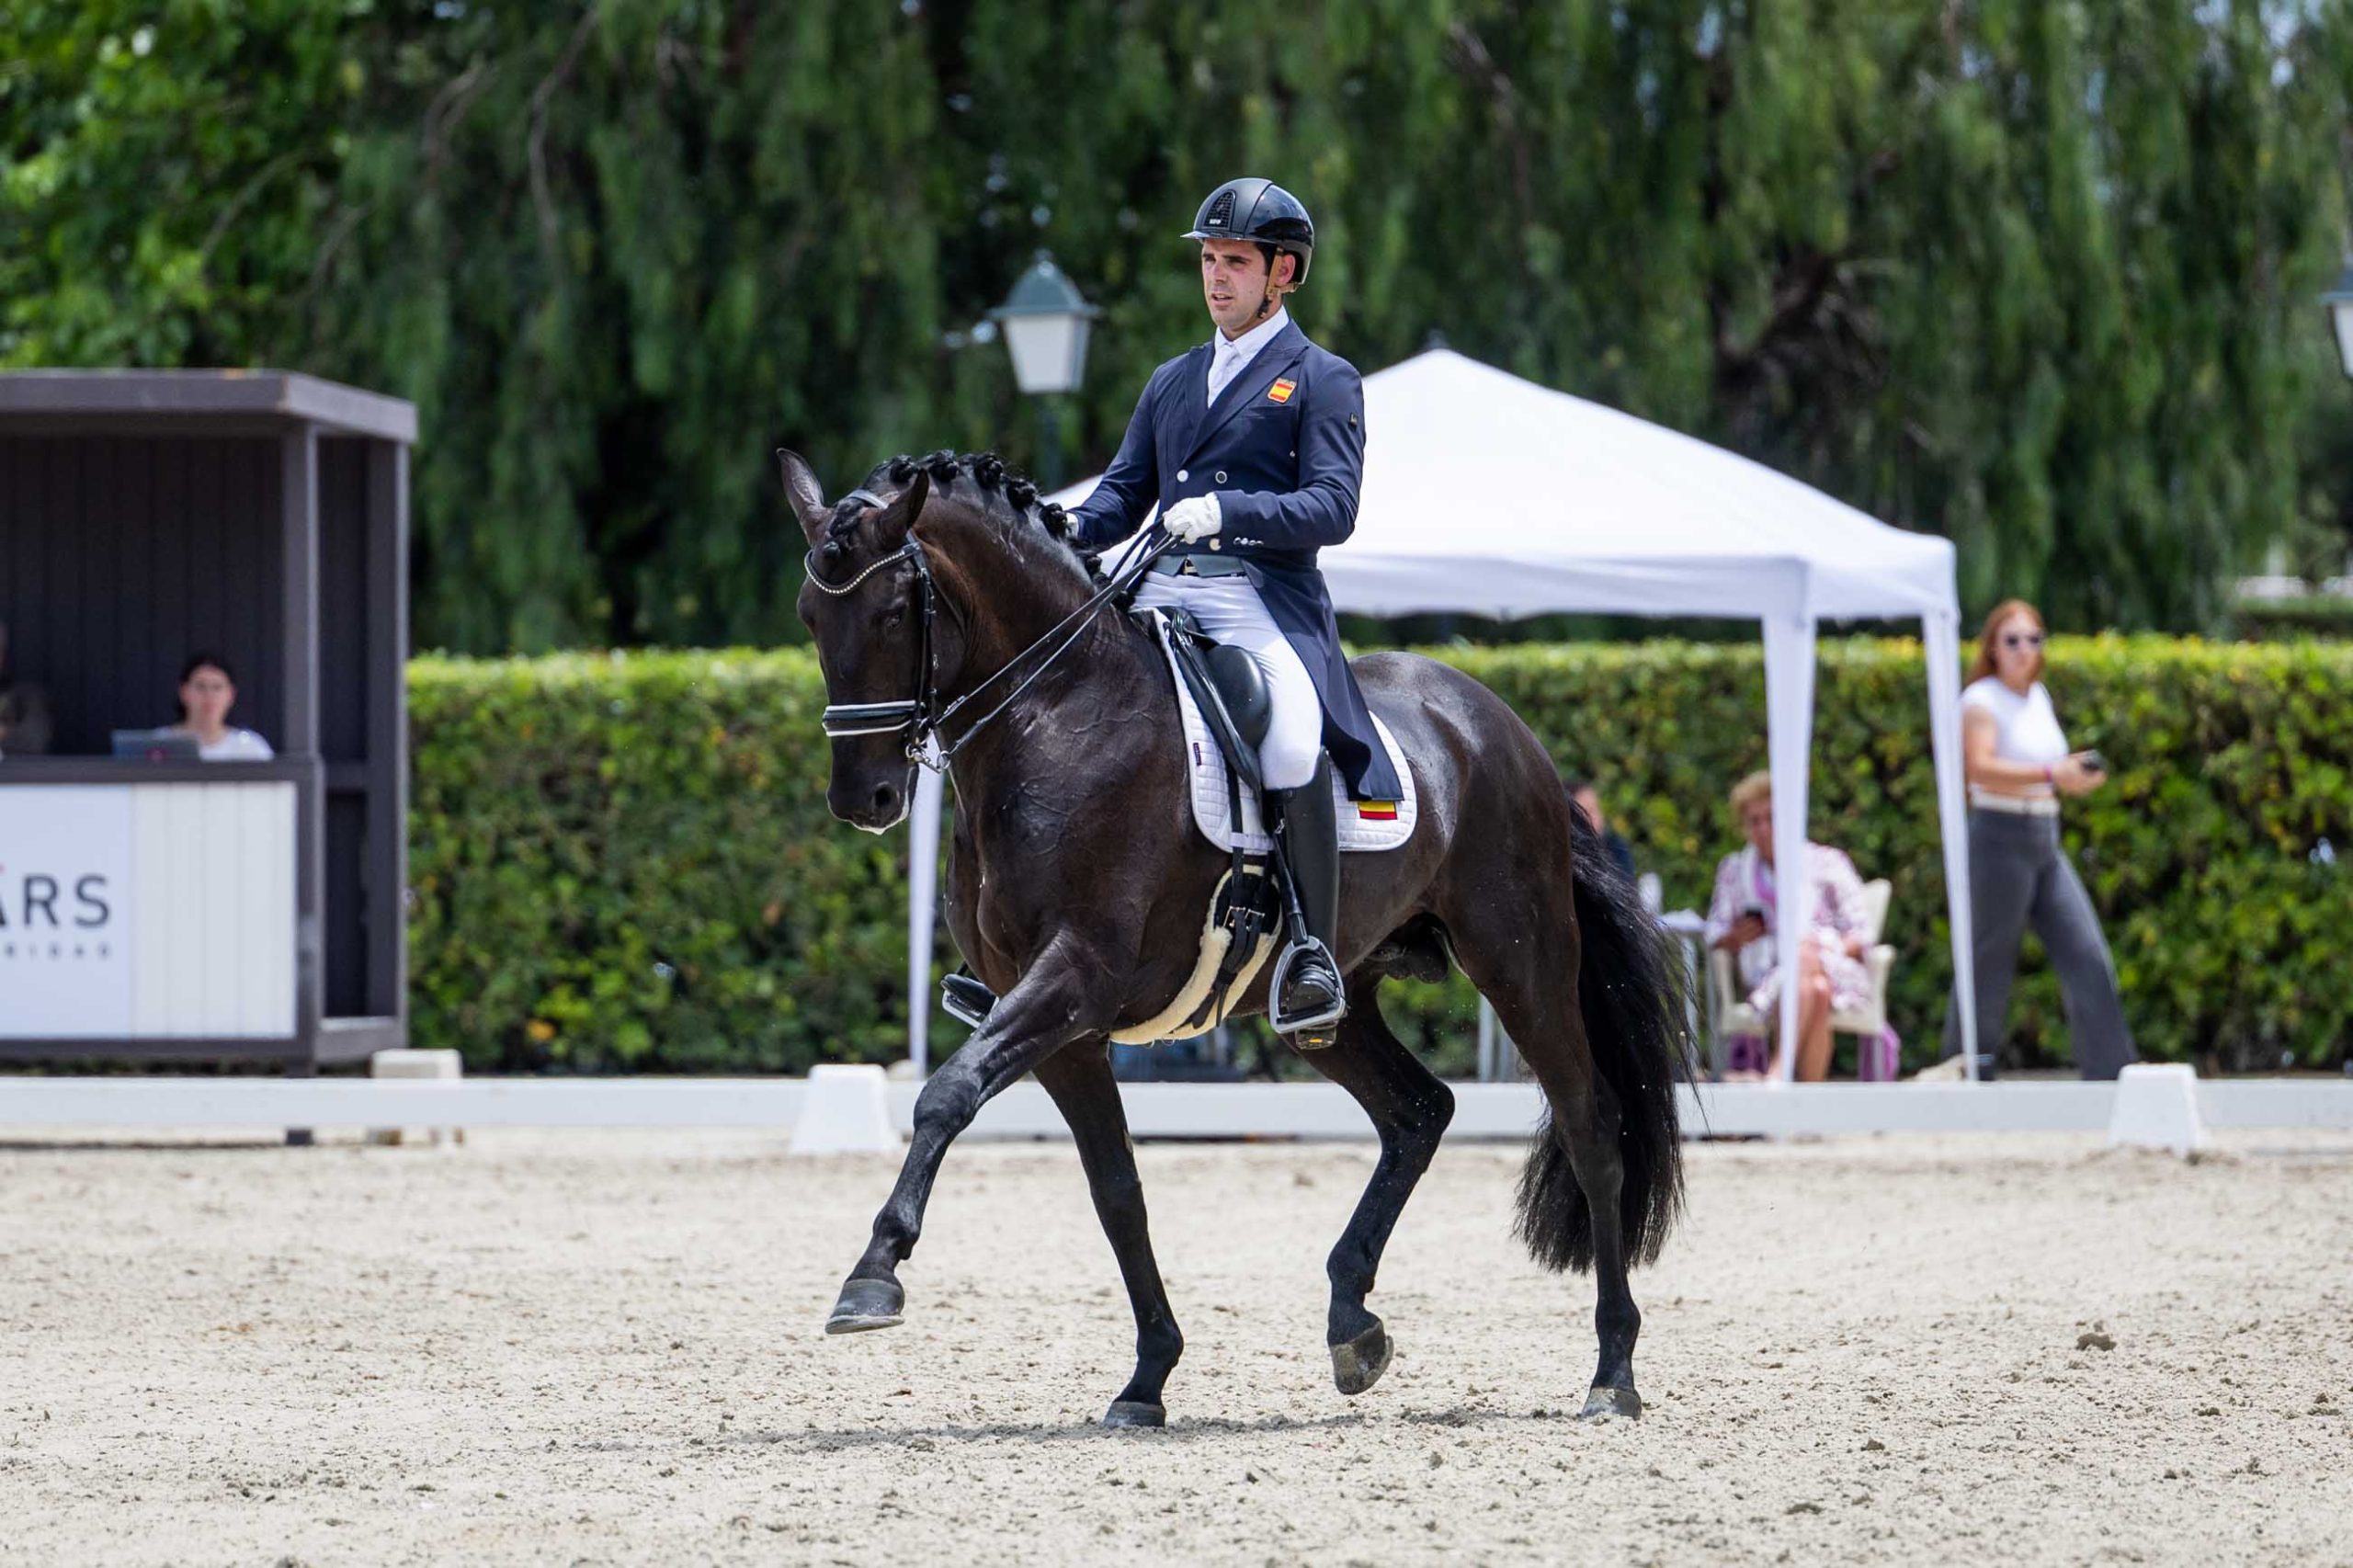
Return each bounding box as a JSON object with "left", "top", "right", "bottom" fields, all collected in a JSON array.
[
  {"left": 1552, "top": 1074, "right": 1642, "bottom": 1419},
  {"left": 826, "top": 949, "right": 1105, "bottom": 1335},
  {"left": 1301, "top": 976, "right": 1456, "bottom": 1396},
  {"left": 1443, "top": 892, "right": 1645, "bottom": 1419},
  {"left": 1031, "top": 1046, "right": 1184, "bottom": 1428}
]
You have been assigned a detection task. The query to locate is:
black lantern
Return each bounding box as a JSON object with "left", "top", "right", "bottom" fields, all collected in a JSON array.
[
  {"left": 990, "top": 253, "right": 1097, "bottom": 492},
  {"left": 991, "top": 252, "right": 1098, "bottom": 395}
]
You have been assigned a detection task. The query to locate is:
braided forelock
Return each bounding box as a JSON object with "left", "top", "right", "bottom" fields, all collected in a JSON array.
[
  {"left": 822, "top": 494, "right": 867, "bottom": 543},
  {"left": 822, "top": 455, "right": 914, "bottom": 545}
]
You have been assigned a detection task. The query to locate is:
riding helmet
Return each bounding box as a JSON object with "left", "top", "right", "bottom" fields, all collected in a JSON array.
[{"left": 1184, "top": 177, "right": 1314, "bottom": 285}]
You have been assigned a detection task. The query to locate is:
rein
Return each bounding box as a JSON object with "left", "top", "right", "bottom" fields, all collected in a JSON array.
[{"left": 807, "top": 496, "right": 1175, "bottom": 768}]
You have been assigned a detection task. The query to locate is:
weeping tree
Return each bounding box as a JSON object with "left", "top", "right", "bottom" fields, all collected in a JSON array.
[{"left": 5, "top": 0, "right": 2348, "bottom": 649}]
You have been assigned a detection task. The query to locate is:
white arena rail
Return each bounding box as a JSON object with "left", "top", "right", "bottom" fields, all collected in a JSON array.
[{"left": 0, "top": 1075, "right": 2347, "bottom": 1139}]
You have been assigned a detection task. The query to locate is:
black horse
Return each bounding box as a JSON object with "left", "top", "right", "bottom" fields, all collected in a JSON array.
[{"left": 784, "top": 448, "right": 1686, "bottom": 1426}]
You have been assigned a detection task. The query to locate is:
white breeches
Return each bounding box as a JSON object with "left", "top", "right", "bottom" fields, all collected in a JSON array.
[{"left": 1132, "top": 572, "right": 1324, "bottom": 790}]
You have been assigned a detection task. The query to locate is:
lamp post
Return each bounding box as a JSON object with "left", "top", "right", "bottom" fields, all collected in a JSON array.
[
  {"left": 989, "top": 251, "right": 1098, "bottom": 492},
  {"left": 2323, "top": 260, "right": 2353, "bottom": 383}
]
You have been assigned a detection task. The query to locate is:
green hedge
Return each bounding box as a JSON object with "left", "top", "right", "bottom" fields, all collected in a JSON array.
[
  {"left": 2228, "top": 596, "right": 2353, "bottom": 642},
  {"left": 407, "top": 653, "right": 911, "bottom": 1074},
  {"left": 410, "top": 638, "right": 2353, "bottom": 1074}
]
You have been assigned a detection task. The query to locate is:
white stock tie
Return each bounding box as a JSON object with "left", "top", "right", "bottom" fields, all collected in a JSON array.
[{"left": 1208, "top": 338, "right": 1245, "bottom": 405}]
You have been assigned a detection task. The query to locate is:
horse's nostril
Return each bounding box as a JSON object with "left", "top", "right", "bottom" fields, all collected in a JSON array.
[{"left": 871, "top": 783, "right": 901, "bottom": 818}]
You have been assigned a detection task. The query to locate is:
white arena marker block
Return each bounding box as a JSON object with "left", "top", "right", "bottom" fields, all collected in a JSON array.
[
  {"left": 371, "top": 1049, "right": 463, "bottom": 1079},
  {"left": 2107, "top": 1063, "right": 2207, "bottom": 1157},
  {"left": 369, "top": 1048, "right": 465, "bottom": 1147},
  {"left": 790, "top": 1064, "right": 901, "bottom": 1155}
]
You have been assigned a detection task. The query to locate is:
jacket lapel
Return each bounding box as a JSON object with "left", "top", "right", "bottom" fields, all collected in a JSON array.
[
  {"left": 1162, "top": 344, "right": 1214, "bottom": 471},
  {"left": 1186, "top": 323, "right": 1307, "bottom": 463}
]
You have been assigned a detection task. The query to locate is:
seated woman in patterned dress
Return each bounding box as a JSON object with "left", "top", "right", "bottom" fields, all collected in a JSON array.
[{"left": 1702, "top": 770, "right": 1876, "bottom": 1082}]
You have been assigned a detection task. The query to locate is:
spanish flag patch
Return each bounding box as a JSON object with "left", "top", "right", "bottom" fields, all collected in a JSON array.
[
  {"left": 1267, "top": 378, "right": 1297, "bottom": 403},
  {"left": 1356, "top": 800, "right": 1400, "bottom": 821}
]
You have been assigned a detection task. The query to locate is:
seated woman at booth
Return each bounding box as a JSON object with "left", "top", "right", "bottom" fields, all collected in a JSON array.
[
  {"left": 169, "top": 653, "right": 274, "bottom": 761},
  {"left": 1703, "top": 770, "right": 1876, "bottom": 1082}
]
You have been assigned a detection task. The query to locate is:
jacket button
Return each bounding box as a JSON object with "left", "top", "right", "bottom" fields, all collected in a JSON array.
[
  {"left": 1176, "top": 468, "right": 1188, "bottom": 483},
  {"left": 1214, "top": 470, "right": 1228, "bottom": 483}
]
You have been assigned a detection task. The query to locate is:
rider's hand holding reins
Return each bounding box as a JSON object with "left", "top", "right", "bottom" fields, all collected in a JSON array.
[{"left": 1164, "top": 495, "right": 1222, "bottom": 542}]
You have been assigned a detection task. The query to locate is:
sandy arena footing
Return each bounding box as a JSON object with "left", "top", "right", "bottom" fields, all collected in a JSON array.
[{"left": 2, "top": 1128, "right": 2348, "bottom": 1566}]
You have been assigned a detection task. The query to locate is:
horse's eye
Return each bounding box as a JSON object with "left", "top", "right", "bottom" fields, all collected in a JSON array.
[{"left": 881, "top": 607, "right": 906, "bottom": 630}]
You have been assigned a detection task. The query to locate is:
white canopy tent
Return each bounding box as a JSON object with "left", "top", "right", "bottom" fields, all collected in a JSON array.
[{"left": 904, "top": 347, "right": 1977, "bottom": 1082}]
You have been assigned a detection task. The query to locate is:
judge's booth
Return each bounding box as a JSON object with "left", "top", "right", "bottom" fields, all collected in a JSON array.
[
  {"left": 0, "top": 371, "right": 415, "bottom": 1068},
  {"left": 902, "top": 349, "right": 1979, "bottom": 1082}
]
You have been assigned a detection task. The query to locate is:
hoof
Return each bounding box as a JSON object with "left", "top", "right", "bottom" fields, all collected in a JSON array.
[
  {"left": 1579, "top": 1384, "right": 1643, "bottom": 1421},
  {"left": 1102, "top": 1400, "right": 1166, "bottom": 1429},
  {"left": 1331, "top": 1322, "right": 1394, "bottom": 1397},
  {"left": 824, "top": 1276, "right": 905, "bottom": 1335}
]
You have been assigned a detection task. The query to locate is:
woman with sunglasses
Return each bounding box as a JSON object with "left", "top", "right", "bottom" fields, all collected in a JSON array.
[{"left": 1938, "top": 599, "right": 2136, "bottom": 1079}]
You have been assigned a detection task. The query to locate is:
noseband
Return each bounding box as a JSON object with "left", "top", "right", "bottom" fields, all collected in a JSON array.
[{"left": 806, "top": 491, "right": 1172, "bottom": 767}]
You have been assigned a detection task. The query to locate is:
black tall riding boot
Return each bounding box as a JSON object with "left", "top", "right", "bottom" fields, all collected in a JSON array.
[{"left": 1268, "top": 756, "right": 1346, "bottom": 1044}]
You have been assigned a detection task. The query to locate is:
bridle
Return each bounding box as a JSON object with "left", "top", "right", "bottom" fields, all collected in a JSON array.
[{"left": 807, "top": 489, "right": 1174, "bottom": 767}]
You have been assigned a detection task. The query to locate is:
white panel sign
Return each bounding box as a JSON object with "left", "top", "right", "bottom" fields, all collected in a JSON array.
[
  {"left": 0, "top": 787, "right": 134, "bottom": 1037},
  {"left": 129, "top": 782, "right": 296, "bottom": 1037},
  {"left": 0, "top": 781, "right": 295, "bottom": 1040}
]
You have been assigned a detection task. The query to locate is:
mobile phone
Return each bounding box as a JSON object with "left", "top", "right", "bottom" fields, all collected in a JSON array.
[
  {"left": 1741, "top": 903, "right": 1767, "bottom": 923},
  {"left": 2079, "top": 749, "right": 2108, "bottom": 775}
]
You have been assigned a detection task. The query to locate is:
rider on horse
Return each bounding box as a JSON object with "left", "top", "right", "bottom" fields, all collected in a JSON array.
[
  {"left": 1067, "top": 176, "right": 1406, "bottom": 1040},
  {"left": 790, "top": 196, "right": 1687, "bottom": 1414}
]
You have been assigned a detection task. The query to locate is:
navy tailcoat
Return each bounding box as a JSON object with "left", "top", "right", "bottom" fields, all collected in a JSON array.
[{"left": 1070, "top": 320, "right": 1404, "bottom": 802}]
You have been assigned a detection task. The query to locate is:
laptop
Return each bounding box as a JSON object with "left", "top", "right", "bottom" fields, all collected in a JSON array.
[{"left": 110, "top": 728, "right": 201, "bottom": 762}]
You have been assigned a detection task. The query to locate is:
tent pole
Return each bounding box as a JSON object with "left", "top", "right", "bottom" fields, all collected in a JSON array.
[
  {"left": 1761, "top": 612, "right": 1819, "bottom": 1085},
  {"left": 906, "top": 764, "right": 947, "bottom": 1077},
  {"left": 1924, "top": 611, "right": 1979, "bottom": 1080}
]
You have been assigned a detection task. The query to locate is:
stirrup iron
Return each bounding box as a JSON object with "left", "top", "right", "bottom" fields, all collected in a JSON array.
[
  {"left": 940, "top": 970, "right": 996, "bottom": 1030},
  {"left": 1268, "top": 937, "right": 1345, "bottom": 1043}
]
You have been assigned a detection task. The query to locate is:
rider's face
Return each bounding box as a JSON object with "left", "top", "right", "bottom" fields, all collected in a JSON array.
[{"left": 1200, "top": 242, "right": 1292, "bottom": 338}]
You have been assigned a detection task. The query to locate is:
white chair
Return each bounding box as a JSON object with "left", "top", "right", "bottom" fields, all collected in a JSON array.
[{"left": 1708, "top": 879, "right": 1896, "bottom": 1077}]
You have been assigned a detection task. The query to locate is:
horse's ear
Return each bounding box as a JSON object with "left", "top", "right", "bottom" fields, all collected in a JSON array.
[
  {"left": 778, "top": 449, "right": 828, "bottom": 544},
  {"left": 880, "top": 469, "right": 930, "bottom": 536}
]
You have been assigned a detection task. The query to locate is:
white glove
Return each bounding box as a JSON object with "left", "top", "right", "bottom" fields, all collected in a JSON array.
[{"left": 1163, "top": 494, "right": 1222, "bottom": 543}]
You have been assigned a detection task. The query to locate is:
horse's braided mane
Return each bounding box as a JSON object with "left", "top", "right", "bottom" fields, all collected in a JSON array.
[{"left": 823, "top": 449, "right": 1089, "bottom": 578}]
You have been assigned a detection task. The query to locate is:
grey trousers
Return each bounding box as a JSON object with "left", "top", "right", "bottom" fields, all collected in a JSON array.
[{"left": 1943, "top": 808, "right": 2138, "bottom": 1080}]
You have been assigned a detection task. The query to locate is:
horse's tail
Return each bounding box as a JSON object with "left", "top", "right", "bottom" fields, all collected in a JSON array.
[{"left": 1513, "top": 807, "right": 1688, "bottom": 1274}]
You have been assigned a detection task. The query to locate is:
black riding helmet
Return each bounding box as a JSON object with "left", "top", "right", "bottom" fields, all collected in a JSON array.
[{"left": 1184, "top": 176, "right": 1314, "bottom": 286}]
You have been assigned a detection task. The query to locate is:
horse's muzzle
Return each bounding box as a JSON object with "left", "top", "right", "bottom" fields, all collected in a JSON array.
[{"left": 830, "top": 773, "right": 911, "bottom": 834}]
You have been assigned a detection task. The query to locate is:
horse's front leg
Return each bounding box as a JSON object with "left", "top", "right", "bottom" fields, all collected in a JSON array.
[
  {"left": 1031, "top": 1045, "right": 1184, "bottom": 1427},
  {"left": 825, "top": 946, "right": 1107, "bottom": 1334}
]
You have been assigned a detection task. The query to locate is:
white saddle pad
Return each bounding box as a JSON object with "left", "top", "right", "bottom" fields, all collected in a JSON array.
[{"left": 1147, "top": 611, "right": 1416, "bottom": 855}]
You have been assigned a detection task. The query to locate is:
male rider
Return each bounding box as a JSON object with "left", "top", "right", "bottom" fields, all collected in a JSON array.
[{"left": 1066, "top": 177, "right": 1404, "bottom": 1043}]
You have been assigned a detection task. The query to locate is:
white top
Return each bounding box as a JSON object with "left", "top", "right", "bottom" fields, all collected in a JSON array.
[
  {"left": 1206, "top": 304, "right": 1292, "bottom": 405},
  {"left": 1961, "top": 676, "right": 2064, "bottom": 794},
  {"left": 190, "top": 727, "right": 275, "bottom": 762}
]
